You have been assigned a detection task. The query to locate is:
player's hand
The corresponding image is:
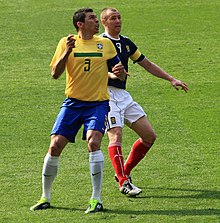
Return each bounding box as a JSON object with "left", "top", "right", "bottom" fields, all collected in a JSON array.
[
  {"left": 171, "top": 79, "right": 188, "bottom": 93},
  {"left": 112, "top": 64, "right": 129, "bottom": 81},
  {"left": 66, "top": 34, "right": 76, "bottom": 53}
]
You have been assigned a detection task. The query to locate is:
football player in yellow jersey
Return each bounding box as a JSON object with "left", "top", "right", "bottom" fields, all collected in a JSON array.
[{"left": 30, "top": 8, "right": 126, "bottom": 214}]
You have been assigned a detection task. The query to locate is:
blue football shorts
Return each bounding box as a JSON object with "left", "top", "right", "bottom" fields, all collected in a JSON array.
[{"left": 51, "top": 98, "right": 109, "bottom": 143}]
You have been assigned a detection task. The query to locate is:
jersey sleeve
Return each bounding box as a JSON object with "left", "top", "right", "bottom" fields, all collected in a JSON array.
[
  {"left": 107, "top": 38, "right": 118, "bottom": 59},
  {"left": 130, "top": 49, "right": 141, "bottom": 60},
  {"left": 127, "top": 38, "right": 145, "bottom": 63},
  {"left": 107, "top": 55, "right": 120, "bottom": 68},
  {"left": 106, "top": 39, "right": 121, "bottom": 67},
  {"left": 131, "top": 51, "right": 145, "bottom": 63},
  {"left": 50, "top": 37, "right": 67, "bottom": 67}
]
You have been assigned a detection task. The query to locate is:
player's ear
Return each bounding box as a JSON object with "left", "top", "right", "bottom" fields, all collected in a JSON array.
[
  {"left": 101, "top": 19, "right": 106, "bottom": 26},
  {"left": 77, "top": 21, "right": 83, "bottom": 29}
]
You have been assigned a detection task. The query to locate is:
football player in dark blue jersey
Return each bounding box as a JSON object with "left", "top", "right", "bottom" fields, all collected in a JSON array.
[{"left": 100, "top": 8, "right": 188, "bottom": 196}]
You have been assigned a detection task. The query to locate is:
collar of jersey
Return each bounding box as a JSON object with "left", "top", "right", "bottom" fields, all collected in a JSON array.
[
  {"left": 76, "top": 35, "right": 96, "bottom": 42},
  {"left": 104, "top": 32, "right": 120, "bottom": 41}
]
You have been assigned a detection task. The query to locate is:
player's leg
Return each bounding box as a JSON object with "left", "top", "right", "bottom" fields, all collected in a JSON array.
[
  {"left": 107, "top": 87, "right": 128, "bottom": 187},
  {"left": 107, "top": 127, "right": 142, "bottom": 196},
  {"left": 41, "top": 135, "right": 68, "bottom": 200},
  {"left": 30, "top": 105, "right": 80, "bottom": 211},
  {"left": 84, "top": 102, "right": 108, "bottom": 213},
  {"left": 124, "top": 115, "right": 156, "bottom": 176},
  {"left": 30, "top": 135, "right": 68, "bottom": 211},
  {"left": 107, "top": 88, "right": 142, "bottom": 196},
  {"left": 107, "top": 127, "right": 128, "bottom": 186},
  {"left": 85, "top": 130, "right": 104, "bottom": 213},
  {"left": 107, "top": 125, "right": 144, "bottom": 196}
]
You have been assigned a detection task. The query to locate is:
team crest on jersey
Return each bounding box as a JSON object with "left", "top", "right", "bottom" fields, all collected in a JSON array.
[
  {"left": 126, "top": 45, "right": 130, "bottom": 52},
  {"left": 110, "top": 117, "right": 116, "bottom": 125},
  {"left": 97, "top": 43, "right": 103, "bottom": 49}
]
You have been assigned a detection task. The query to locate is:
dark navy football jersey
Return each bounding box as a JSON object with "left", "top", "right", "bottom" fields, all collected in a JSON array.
[{"left": 101, "top": 33, "right": 145, "bottom": 89}]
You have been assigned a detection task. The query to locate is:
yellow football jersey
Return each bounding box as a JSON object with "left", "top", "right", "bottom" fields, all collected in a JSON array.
[{"left": 50, "top": 35, "right": 118, "bottom": 101}]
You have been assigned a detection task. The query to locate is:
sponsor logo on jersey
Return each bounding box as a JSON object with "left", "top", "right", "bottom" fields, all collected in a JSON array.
[
  {"left": 126, "top": 45, "right": 130, "bottom": 52},
  {"left": 110, "top": 117, "right": 116, "bottom": 124}
]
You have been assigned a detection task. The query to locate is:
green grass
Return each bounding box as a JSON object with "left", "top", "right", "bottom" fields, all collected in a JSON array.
[{"left": 1, "top": 0, "right": 219, "bottom": 222}]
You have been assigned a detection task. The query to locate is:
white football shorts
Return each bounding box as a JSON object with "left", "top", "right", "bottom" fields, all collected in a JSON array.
[{"left": 107, "top": 86, "right": 146, "bottom": 129}]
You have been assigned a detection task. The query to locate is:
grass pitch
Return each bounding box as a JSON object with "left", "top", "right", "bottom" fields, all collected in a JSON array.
[{"left": 0, "top": 0, "right": 219, "bottom": 222}]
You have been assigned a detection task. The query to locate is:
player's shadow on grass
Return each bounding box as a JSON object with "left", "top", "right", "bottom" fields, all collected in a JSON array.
[
  {"left": 50, "top": 206, "right": 85, "bottom": 212},
  {"left": 104, "top": 187, "right": 220, "bottom": 216},
  {"left": 50, "top": 187, "right": 220, "bottom": 216},
  {"left": 50, "top": 206, "right": 220, "bottom": 216},
  {"left": 138, "top": 187, "right": 220, "bottom": 199},
  {"left": 104, "top": 208, "right": 220, "bottom": 216}
]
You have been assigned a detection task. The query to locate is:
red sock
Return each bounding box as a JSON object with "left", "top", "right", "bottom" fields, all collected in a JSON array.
[
  {"left": 108, "top": 144, "right": 127, "bottom": 186},
  {"left": 124, "top": 139, "right": 152, "bottom": 176}
]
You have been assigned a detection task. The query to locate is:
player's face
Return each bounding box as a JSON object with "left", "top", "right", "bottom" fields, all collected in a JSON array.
[
  {"left": 83, "top": 12, "right": 99, "bottom": 35},
  {"left": 104, "top": 10, "right": 121, "bottom": 35}
]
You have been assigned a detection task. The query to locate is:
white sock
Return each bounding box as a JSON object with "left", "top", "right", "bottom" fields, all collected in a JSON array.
[
  {"left": 41, "top": 153, "right": 60, "bottom": 202},
  {"left": 89, "top": 150, "right": 104, "bottom": 203}
]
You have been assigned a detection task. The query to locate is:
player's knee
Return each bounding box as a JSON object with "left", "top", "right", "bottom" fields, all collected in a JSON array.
[
  {"left": 49, "top": 140, "right": 64, "bottom": 156},
  {"left": 107, "top": 127, "right": 122, "bottom": 143},
  {"left": 88, "top": 139, "right": 100, "bottom": 152},
  {"left": 87, "top": 130, "right": 102, "bottom": 152},
  {"left": 141, "top": 132, "right": 157, "bottom": 147},
  {"left": 49, "top": 144, "right": 62, "bottom": 156},
  {"left": 48, "top": 135, "right": 68, "bottom": 156}
]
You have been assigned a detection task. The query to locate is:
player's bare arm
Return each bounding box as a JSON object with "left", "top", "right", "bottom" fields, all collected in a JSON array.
[
  {"left": 51, "top": 34, "right": 76, "bottom": 79},
  {"left": 138, "top": 57, "right": 188, "bottom": 92},
  {"left": 108, "top": 71, "right": 127, "bottom": 81},
  {"left": 108, "top": 72, "right": 118, "bottom": 80}
]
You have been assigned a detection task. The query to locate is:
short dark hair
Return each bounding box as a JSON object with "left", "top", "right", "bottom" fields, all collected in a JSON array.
[
  {"left": 101, "top": 8, "right": 118, "bottom": 20},
  {"left": 73, "top": 8, "right": 93, "bottom": 31}
]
